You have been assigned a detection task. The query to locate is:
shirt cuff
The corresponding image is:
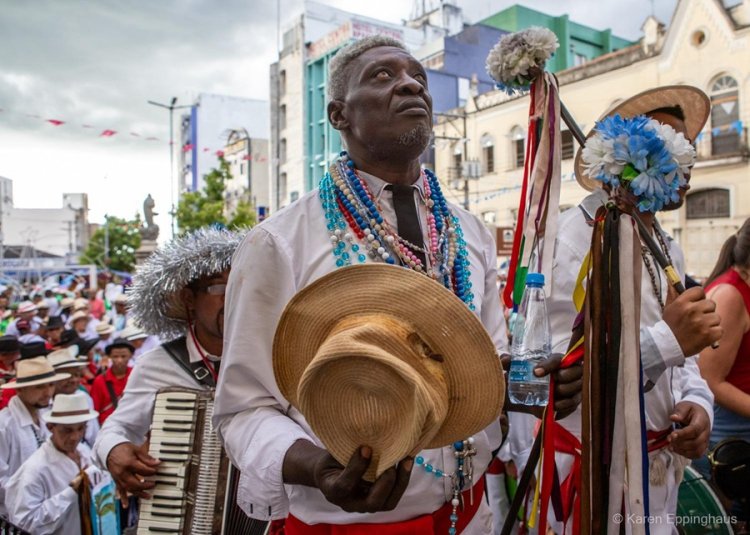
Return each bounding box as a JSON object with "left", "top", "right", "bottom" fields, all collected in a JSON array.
[
  {"left": 641, "top": 321, "right": 685, "bottom": 389},
  {"left": 233, "top": 409, "right": 313, "bottom": 521},
  {"left": 93, "top": 433, "right": 130, "bottom": 469}
]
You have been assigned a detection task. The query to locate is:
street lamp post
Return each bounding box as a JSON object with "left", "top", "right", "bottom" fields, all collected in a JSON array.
[{"left": 147, "top": 97, "right": 192, "bottom": 237}]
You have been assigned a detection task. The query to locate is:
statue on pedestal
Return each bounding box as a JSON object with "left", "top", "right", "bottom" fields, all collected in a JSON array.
[{"left": 140, "top": 194, "right": 160, "bottom": 241}]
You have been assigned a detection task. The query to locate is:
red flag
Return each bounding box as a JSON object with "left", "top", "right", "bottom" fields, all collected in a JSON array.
[
  {"left": 100, "top": 129, "right": 117, "bottom": 137},
  {"left": 242, "top": 154, "right": 252, "bottom": 161},
  {"left": 182, "top": 143, "right": 194, "bottom": 152},
  {"left": 46, "top": 119, "right": 65, "bottom": 126},
  {"left": 215, "top": 150, "right": 225, "bottom": 157}
]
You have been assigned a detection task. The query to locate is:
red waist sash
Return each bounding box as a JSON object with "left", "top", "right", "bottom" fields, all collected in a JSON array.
[{"left": 285, "top": 477, "right": 485, "bottom": 535}]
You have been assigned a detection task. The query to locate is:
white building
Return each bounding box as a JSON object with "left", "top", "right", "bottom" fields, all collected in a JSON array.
[
  {"left": 0, "top": 177, "right": 89, "bottom": 261},
  {"left": 269, "top": 1, "right": 463, "bottom": 211},
  {"left": 178, "top": 93, "right": 269, "bottom": 196}
]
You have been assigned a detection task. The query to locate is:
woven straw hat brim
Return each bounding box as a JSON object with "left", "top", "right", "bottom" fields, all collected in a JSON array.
[
  {"left": 299, "top": 345, "right": 445, "bottom": 481},
  {"left": 273, "top": 264, "right": 505, "bottom": 456},
  {"left": 574, "top": 85, "right": 710, "bottom": 191},
  {"left": 1, "top": 372, "right": 70, "bottom": 389}
]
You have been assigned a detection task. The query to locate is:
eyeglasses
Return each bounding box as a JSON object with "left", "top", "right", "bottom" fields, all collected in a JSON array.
[{"left": 196, "top": 284, "right": 227, "bottom": 296}]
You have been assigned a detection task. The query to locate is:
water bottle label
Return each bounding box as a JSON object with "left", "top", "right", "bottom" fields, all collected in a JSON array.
[{"left": 509, "top": 360, "right": 532, "bottom": 383}]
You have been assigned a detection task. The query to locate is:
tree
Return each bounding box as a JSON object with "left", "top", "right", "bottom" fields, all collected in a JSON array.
[
  {"left": 175, "top": 156, "right": 257, "bottom": 234},
  {"left": 80, "top": 215, "right": 142, "bottom": 273}
]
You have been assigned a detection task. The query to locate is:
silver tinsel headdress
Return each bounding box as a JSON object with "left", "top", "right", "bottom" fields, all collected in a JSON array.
[{"left": 128, "top": 227, "right": 246, "bottom": 340}]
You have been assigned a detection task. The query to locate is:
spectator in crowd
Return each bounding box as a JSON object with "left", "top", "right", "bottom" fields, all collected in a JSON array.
[
  {"left": 697, "top": 218, "right": 750, "bottom": 527},
  {"left": 43, "top": 316, "right": 65, "bottom": 349},
  {"left": 90, "top": 338, "right": 134, "bottom": 425},
  {"left": 48, "top": 347, "right": 99, "bottom": 447},
  {"left": 0, "top": 356, "right": 69, "bottom": 514},
  {"left": 4, "top": 392, "right": 101, "bottom": 535},
  {"left": 0, "top": 335, "right": 20, "bottom": 385}
]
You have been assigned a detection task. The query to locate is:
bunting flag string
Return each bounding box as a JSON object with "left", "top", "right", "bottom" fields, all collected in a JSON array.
[{"left": 0, "top": 105, "right": 269, "bottom": 161}]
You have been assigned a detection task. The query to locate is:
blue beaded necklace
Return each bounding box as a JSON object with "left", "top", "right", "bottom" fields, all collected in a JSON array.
[
  {"left": 319, "top": 152, "right": 474, "bottom": 309},
  {"left": 318, "top": 153, "right": 479, "bottom": 532}
]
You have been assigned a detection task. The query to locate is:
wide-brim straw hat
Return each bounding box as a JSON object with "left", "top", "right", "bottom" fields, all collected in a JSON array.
[
  {"left": 273, "top": 264, "right": 505, "bottom": 481},
  {"left": 44, "top": 392, "right": 98, "bottom": 424},
  {"left": 95, "top": 322, "right": 115, "bottom": 336},
  {"left": 574, "top": 85, "right": 710, "bottom": 191},
  {"left": 2, "top": 356, "right": 70, "bottom": 389}
]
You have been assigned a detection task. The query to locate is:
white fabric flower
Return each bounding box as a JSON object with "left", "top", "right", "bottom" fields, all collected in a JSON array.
[{"left": 486, "top": 27, "right": 559, "bottom": 86}]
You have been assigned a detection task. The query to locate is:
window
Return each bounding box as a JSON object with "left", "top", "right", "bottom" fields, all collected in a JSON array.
[
  {"left": 280, "top": 105, "right": 287, "bottom": 130},
  {"left": 481, "top": 134, "right": 495, "bottom": 174},
  {"left": 452, "top": 149, "right": 462, "bottom": 179},
  {"left": 573, "top": 53, "right": 588, "bottom": 67},
  {"left": 511, "top": 126, "right": 525, "bottom": 168},
  {"left": 710, "top": 75, "right": 740, "bottom": 155},
  {"left": 279, "top": 70, "right": 287, "bottom": 96},
  {"left": 280, "top": 138, "right": 287, "bottom": 164},
  {"left": 686, "top": 188, "right": 730, "bottom": 219},
  {"left": 561, "top": 130, "right": 575, "bottom": 160},
  {"left": 482, "top": 211, "right": 497, "bottom": 225},
  {"left": 279, "top": 173, "right": 288, "bottom": 205}
]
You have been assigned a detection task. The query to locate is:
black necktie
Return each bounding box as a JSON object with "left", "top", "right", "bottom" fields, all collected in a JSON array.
[{"left": 388, "top": 184, "right": 427, "bottom": 267}]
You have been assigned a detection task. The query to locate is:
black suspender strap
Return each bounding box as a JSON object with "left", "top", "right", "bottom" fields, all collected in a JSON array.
[
  {"left": 161, "top": 336, "right": 216, "bottom": 388},
  {"left": 105, "top": 380, "right": 119, "bottom": 409}
]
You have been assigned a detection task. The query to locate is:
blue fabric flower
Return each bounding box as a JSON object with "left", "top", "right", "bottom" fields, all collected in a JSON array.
[{"left": 584, "top": 114, "right": 689, "bottom": 213}]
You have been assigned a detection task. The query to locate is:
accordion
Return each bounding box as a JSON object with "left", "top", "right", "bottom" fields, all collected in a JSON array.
[{"left": 137, "top": 388, "right": 268, "bottom": 535}]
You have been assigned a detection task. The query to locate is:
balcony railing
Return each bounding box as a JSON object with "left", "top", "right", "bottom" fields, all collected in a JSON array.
[{"left": 695, "top": 126, "right": 749, "bottom": 163}]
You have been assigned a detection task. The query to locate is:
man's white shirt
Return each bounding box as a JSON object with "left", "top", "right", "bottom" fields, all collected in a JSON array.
[{"left": 214, "top": 173, "right": 508, "bottom": 527}]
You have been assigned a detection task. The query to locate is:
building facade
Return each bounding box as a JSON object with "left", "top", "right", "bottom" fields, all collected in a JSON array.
[
  {"left": 178, "top": 93, "right": 269, "bottom": 195},
  {"left": 481, "top": 4, "right": 634, "bottom": 71},
  {"left": 223, "top": 131, "right": 270, "bottom": 220},
  {"left": 0, "top": 177, "right": 90, "bottom": 261},
  {"left": 434, "top": 0, "right": 750, "bottom": 278}
]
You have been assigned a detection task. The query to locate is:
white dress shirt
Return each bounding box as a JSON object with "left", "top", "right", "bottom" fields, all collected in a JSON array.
[
  {"left": 214, "top": 171, "right": 508, "bottom": 527},
  {"left": 93, "top": 334, "right": 212, "bottom": 468},
  {"left": 546, "top": 191, "right": 714, "bottom": 533},
  {"left": 0, "top": 395, "right": 49, "bottom": 514},
  {"left": 5, "top": 439, "right": 97, "bottom": 535}
]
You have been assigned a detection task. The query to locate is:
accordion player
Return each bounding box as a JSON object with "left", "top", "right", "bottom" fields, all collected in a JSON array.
[{"left": 136, "top": 388, "right": 268, "bottom": 535}]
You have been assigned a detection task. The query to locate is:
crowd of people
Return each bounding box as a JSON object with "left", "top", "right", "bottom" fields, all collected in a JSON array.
[
  {"left": 0, "top": 283, "right": 153, "bottom": 533},
  {"left": 0, "top": 35, "right": 748, "bottom": 535}
]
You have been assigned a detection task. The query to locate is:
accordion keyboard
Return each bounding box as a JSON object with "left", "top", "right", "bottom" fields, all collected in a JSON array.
[{"left": 137, "top": 390, "right": 212, "bottom": 534}]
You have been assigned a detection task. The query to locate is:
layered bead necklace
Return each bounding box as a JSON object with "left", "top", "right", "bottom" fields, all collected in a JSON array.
[
  {"left": 318, "top": 152, "right": 478, "bottom": 532},
  {"left": 319, "top": 151, "right": 475, "bottom": 310}
]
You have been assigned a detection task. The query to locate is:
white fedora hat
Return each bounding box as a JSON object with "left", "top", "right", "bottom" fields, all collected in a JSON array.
[
  {"left": 17, "top": 301, "right": 37, "bottom": 315},
  {"left": 2, "top": 356, "right": 70, "bottom": 389},
  {"left": 95, "top": 322, "right": 115, "bottom": 336},
  {"left": 47, "top": 347, "right": 88, "bottom": 370},
  {"left": 45, "top": 392, "right": 98, "bottom": 425}
]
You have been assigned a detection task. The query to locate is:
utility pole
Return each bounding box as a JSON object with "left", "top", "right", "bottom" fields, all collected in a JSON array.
[
  {"left": 147, "top": 97, "right": 192, "bottom": 238},
  {"left": 103, "top": 214, "right": 109, "bottom": 267}
]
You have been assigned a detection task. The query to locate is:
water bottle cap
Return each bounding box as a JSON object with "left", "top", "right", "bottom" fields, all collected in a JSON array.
[{"left": 525, "top": 273, "right": 545, "bottom": 287}]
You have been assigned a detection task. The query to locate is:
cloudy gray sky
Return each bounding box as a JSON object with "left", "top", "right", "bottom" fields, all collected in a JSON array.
[{"left": 0, "top": 0, "right": 679, "bottom": 241}]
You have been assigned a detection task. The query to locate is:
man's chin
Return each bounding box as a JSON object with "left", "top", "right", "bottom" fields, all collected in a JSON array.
[{"left": 661, "top": 198, "right": 685, "bottom": 212}]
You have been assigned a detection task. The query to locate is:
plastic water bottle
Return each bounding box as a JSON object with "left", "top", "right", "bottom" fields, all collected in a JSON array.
[{"left": 509, "top": 272, "right": 551, "bottom": 406}]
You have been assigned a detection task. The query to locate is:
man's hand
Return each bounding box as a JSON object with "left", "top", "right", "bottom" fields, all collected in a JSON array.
[
  {"left": 313, "top": 446, "right": 413, "bottom": 513},
  {"left": 662, "top": 287, "right": 722, "bottom": 356},
  {"left": 106, "top": 441, "right": 160, "bottom": 504},
  {"left": 283, "top": 440, "right": 413, "bottom": 513},
  {"left": 534, "top": 353, "right": 583, "bottom": 419},
  {"left": 668, "top": 401, "right": 711, "bottom": 459}
]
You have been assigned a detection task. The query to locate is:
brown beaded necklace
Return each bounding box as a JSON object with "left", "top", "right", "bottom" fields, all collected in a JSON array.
[{"left": 640, "top": 222, "right": 672, "bottom": 310}]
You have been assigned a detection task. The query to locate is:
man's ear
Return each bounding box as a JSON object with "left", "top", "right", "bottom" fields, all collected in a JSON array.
[
  {"left": 328, "top": 100, "right": 349, "bottom": 131},
  {"left": 46, "top": 422, "right": 54, "bottom": 432},
  {"left": 180, "top": 288, "right": 195, "bottom": 317}
]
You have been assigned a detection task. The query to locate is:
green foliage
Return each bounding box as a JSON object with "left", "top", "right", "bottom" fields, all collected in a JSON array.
[
  {"left": 80, "top": 215, "right": 142, "bottom": 273},
  {"left": 176, "top": 156, "right": 257, "bottom": 234}
]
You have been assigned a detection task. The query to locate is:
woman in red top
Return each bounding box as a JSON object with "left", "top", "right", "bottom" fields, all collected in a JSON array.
[
  {"left": 697, "top": 219, "right": 750, "bottom": 527},
  {"left": 90, "top": 338, "right": 134, "bottom": 425},
  {"left": 699, "top": 219, "right": 750, "bottom": 437}
]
